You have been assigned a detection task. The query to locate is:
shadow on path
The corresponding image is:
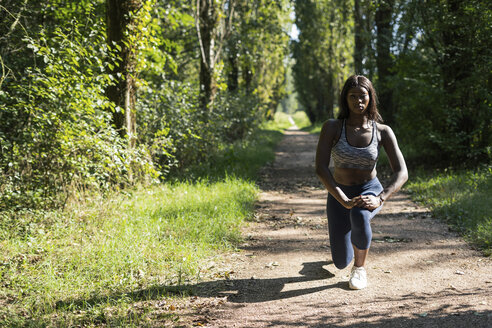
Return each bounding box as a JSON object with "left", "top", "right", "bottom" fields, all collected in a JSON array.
[
  {"left": 192, "top": 261, "right": 346, "bottom": 303},
  {"left": 55, "top": 261, "right": 344, "bottom": 310}
]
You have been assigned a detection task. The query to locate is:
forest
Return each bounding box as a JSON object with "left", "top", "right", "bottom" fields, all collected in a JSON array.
[
  {"left": 1, "top": 0, "right": 490, "bottom": 211},
  {"left": 1, "top": 0, "right": 293, "bottom": 211},
  {"left": 0, "top": 0, "right": 490, "bottom": 326}
]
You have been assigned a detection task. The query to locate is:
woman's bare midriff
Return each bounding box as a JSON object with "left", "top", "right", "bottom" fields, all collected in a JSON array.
[{"left": 333, "top": 167, "right": 377, "bottom": 186}]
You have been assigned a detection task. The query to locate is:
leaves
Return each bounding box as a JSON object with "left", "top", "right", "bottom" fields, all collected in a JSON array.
[
  {"left": 0, "top": 6, "right": 157, "bottom": 210},
  {"left": 292, "top": 0, "right": 353, "bottom": 123},
  {"left": 393, "top": 0, "right": 492, "bottom": 164}
]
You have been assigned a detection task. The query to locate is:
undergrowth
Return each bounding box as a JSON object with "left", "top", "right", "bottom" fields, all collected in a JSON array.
[
  {"left": 406, "top": 166, "right": 492, "bottom": 256},
  {"left": 0, "top": 113, "right": 288, "bottom": 327}
]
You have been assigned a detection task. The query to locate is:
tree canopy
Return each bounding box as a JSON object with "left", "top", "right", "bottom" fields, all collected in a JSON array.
[
  {"left": 0, "top": 0, "right": 291, "bottom": 210},
  {"left": 292, "top": 0, "right": 491, "bottom": 164},
  {"left": 0, "top": 0, "right": 490, "bottom": 211}
]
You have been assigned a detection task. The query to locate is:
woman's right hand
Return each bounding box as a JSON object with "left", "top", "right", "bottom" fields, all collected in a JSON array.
[{"left": 342, "top": 196, "right": 363, "bottom": 209}]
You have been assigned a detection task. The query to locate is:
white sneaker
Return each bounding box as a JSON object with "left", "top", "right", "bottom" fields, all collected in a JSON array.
[{"left": 349, "top": 266, "right": 367, "bottom": 290}]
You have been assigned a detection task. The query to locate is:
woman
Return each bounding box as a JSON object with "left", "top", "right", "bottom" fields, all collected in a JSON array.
[{"left": 315, "top": 75, "right": 408, "bottom": 290}]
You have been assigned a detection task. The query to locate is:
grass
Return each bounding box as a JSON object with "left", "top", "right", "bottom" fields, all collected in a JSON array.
[
  {"left": 293, "top": 107, "right": 340, "bottom": 134},
  {"left": 1, "top": 180, "right": 256, "bottom": 326},
  {"left": 0, "top": 116, "right": 288, "bottom": 327},
  {"left": 406, "top": 166, "right": 492, "bottom": 256},
  {"left": 271, "top": 111, "right": 294, "bottom": 130},
  {"left": 271, "top": 110, "right": 318, "bottom": 131},
  {"left": 174, "top": 112, "right": 287, "bottom": 182}
]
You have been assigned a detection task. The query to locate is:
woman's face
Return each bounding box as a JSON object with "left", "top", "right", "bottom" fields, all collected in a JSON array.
[{"left": 346, "top": 86, "right": 370, "bottom": 116}]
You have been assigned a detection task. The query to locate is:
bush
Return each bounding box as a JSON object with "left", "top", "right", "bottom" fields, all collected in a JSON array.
[{"left": 0, "top": 22, "right": 156, "bottom": 210}]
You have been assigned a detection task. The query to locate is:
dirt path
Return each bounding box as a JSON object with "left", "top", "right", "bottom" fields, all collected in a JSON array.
[{"left": 190, "top": 125, "right": 491, "bottom": 327}]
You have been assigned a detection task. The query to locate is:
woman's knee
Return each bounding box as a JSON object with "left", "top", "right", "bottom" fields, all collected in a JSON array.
[
  {"left": 333, "top": 254, "right": 352, "bottom": 269},
  {"left": 329, "top": 235, "right": 353, "bottom": 269},
  {"left": 350, "top": 207, "right": 372, "bottom": 248},
  {"left": 350, "top": 206, "right": 370, "bottom": 223}
]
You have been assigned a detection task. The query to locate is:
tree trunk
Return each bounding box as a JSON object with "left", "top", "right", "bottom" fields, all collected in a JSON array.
[
  {"left": 197, "top": 0, "right": 218, "bottom": 111},
  {"left": 227, "top": 44, "right": 239, "bottom": 92},
  {"left": 326, "top": 75, "right": 334, "bottom": 119},
  {"left": 319, "top": 73, "right": 334, "bottom": 121},
  {"left": 106, "top": 0, "right": 140, "bottom": 147},
  {"left": 375, "top": 0, "right": 394, "bottom": 124},
  {"left": 226, "top": 1, "right": 238, "bottom": 93},
  {"left": 305, "top": 105, "right": 316, "bottom": 124},
  {"left": 354, "top": 0, "right": 364, "bottom": 74}
]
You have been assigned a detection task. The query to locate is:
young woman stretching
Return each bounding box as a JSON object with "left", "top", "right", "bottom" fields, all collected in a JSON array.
[{"left": 315, "top": 75, "right": 408, "bottom": 289}]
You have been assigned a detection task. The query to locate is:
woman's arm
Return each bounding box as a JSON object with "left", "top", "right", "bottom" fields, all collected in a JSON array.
[
  {"left": 378, "top": 124, "right": 408, "bottom": 202},
  {"left": 315, "top": 120, "right": 361, "bottom": 209}
]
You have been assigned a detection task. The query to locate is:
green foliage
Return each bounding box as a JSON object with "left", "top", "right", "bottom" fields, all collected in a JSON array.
[
  {"left": 271, "top": 111, "right": 294, "bottom": 130},
  {"left": 137, "top": 80, "right": 266, "bottom": 176},
  {"left": 292, "top": 0, "right": 491, "bottom": 164},
  {"left": 0, "top": 0, "right": 292, "bottom": 212},
  {"left": 171, "top": 111, "right": 287, "bottom": 181},
  {"left": 1, "top": 17, "right": 156, "bottom": 210},
  {"left": 278, "top": 59, "right": 300, "bottom": 114},
  {"left": 291, "top": 111, "right": 312, "bottom": 130},
  {"left": 292, "top": 0, "right": 354, "bottom": 123},
  {"left": 135, "top": 0, "right": 292, "bottom": 177},
  {"left": 393, "top": 0, "right": 492, "bottom": 164},
  {"left": 406, "top": 166, "right": 492, "bottom": 256},
  {"left": 224, "top": 0, "right": 292, "bottom": 118},
  {"left": 0, "top": 112, "right": 289, "bottom": 325}
]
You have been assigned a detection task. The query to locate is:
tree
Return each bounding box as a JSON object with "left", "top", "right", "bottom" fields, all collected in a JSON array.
[
  {"left": 375, "top": 0, "right": 395, "bottom": 124},
  {"left": 106, "top": 0, "right": 142, "bottom": 146},
  {"left": 293, "top": 0, "right": 353, "bottom": 123},
  {"left": 393, "top": 0, "right": 491, "bottom": 163},
  {"left": 219, "top": 0, "right": 291, "bottom": 138},
  {"left": 195, "top": 0, "right": 234, "bottom": 111}
]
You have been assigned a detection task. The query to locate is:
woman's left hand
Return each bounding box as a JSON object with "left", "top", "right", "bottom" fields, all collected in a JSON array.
[{"left": 357, "top": 194, "right": 382, "bottom": 210}]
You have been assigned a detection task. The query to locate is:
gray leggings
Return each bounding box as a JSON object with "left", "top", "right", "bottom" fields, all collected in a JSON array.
[{"left": 327, "top": 177, "right": 383, "bottom": 269}]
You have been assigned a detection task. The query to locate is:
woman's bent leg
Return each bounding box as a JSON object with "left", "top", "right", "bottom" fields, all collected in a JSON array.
[
  {"left": 350, "top": 196, "right": 383, "bottom": 267},
  {"left": 349, "top": 206, "right": 374, "bottom": 250},
  {"left": 350, "top": 178, "right": 384, "bottom": 251},
  {"left": 327, "top": 194, "right": 353, "bottom": 269}
]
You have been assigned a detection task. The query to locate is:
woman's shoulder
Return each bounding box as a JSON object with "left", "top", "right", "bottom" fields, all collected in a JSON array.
[
  {"left": 375, "top": 122, "right": 393, "bottom": 134},
  {"left": 375, "top": 122, "right": 397, "bottom": 143},
  {"left": 323, "top": 119, "right": 342, "bottom": 129},
  {"left": 320, "top": 119, "right": 342, "bottom": 138}
]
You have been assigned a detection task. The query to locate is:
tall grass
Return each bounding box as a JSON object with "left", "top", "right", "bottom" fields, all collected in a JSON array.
[
  {"left": 0, "top": 118, "right": 287, "bottom": 326},
  {"left": 406, "top": 166, "right": 492, "bottom": 256},
  {"left": 178, "top": 114, "right": 285, "bottom": 181}
]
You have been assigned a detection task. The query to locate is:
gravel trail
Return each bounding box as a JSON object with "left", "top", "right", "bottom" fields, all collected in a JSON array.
[{"left": 191, "top": 126, "right": 491, "bottom": 328}]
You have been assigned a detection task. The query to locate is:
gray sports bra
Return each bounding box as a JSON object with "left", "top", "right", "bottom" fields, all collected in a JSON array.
[{"left": 331, "top": 120, "right": 379, "bottom": 170}]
